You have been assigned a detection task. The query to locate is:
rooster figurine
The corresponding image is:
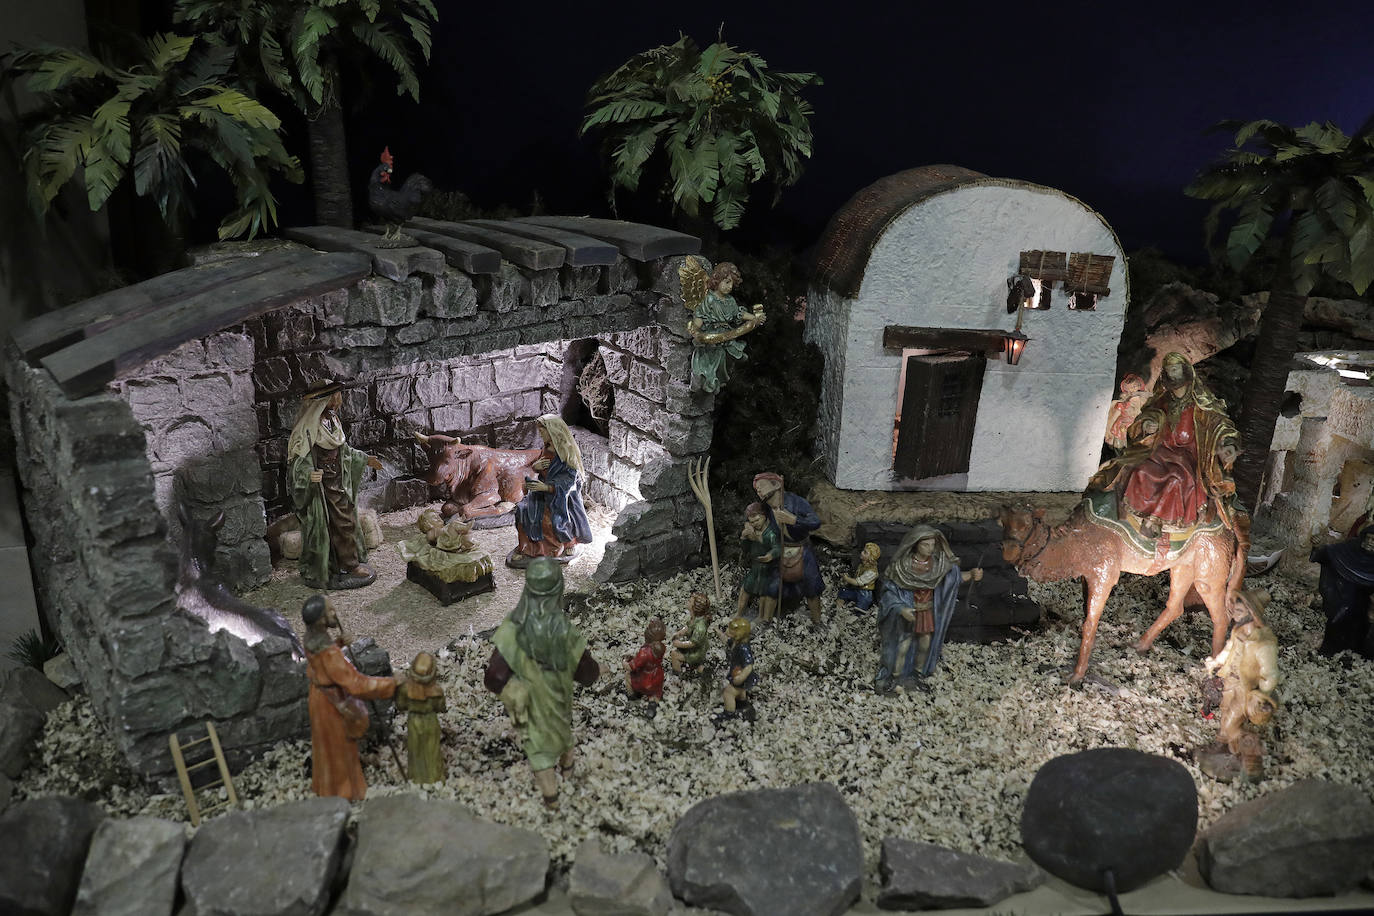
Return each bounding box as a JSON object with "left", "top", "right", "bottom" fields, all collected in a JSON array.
[{"left": 368, "top": 146, "right": 433, "bottom": 247}]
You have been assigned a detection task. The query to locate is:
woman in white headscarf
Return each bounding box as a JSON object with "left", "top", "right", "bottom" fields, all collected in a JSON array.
[
  {"left": 508, "top": 415, "right": 593, "bottom": 568},
  {"left": 874, "top": 525, "right": 982, "bottom": 690}
]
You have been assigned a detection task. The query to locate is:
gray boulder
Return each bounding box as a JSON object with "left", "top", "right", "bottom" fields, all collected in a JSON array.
[
  {"left": 335, "top": 793, "right": 548, "bottom": 916},
  {"left": 570, "top": 839, "right": 676, "bottom": 916},
  {"left": 877, "top": 837, "right": 1044, "bottom": 910},
  {"left": 0, "top": 796, "right": 105, "bottom": 916},
  {"left": 1197, "top": 779, "right": 1374, "bottom": 897},
  {"left": 1021, "top": 748, "right": 1196, "bottom": 893},
  {"left": 0, "top": 772, "right": 11, "bottom": 813},
  {"left": 667, "top": 781, "right": 862, "bottom": 916},
  {"left": 73, "top": 816, "right": 187, "bottom": 916},
  {"left": 0, "top": 666, "right": 68, "bottom": 778},
  {"left": 43, "top": 653, "right": 81, "bottom": 691},
  {"left": 4, "top": 666, "right": 70, "bottom": 714},
  {"left": 180, "top": 796, "right": 349, "bottom": 916}
]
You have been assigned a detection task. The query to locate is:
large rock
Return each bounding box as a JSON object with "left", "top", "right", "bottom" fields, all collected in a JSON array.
[
  {"left": 73, "top": 816, "right": 187, "bottom": 916},
  {"left": 1197, "top": 779, "right": 1374, "bottom": 897},
  {"left": 877, "top": 837, "right": 1044, "bottom": 910},
  {"left": 335, "top": 793, "right": 548, "bottom": 916},
  {"left": 0, "top": 694, "right": 46, "bottom": 778},
  {"left": 569, "top": 839, "right": 676, "bottom": 916},
  {"left": 0, "top": 796, "right": 105, "bottom": 916},
  {"left": 667, "top": 782, "right": 862, "bottom": 916},
  {"left": 180, "top": 796, "right": 350, "bottom": 916},
  {"left": 1021, "top": 748, "right": 1196, "bottom": 893},
  {"left": 4, "top": 666, "right": 71, "bottom": 714}
]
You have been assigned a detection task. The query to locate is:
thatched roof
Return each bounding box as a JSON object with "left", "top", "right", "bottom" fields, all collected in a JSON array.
[{"left": 812, "top": 165, "right": 1092, "bottom": 299}]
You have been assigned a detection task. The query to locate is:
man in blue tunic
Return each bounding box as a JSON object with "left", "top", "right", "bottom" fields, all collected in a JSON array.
[
  {"left": 752, "top": 472, "right": 825, "bottom": 623},
  {"left": 874, "top": 525, "right": 982, "bottom": 691}
]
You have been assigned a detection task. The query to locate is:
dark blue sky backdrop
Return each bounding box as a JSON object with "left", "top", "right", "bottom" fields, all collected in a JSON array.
[{"left": 346, "top": 0, "right": 1369, "bottom": 262}]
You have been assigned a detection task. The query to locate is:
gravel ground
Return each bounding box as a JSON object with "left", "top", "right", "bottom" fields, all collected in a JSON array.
[{"left": 15, "top": 551, "right": 1374, "bottom": 900}]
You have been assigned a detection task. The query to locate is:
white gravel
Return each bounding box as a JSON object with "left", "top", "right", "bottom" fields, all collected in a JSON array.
[{"left": 15, "top": 556, "right": 1374, "bottom": 898}]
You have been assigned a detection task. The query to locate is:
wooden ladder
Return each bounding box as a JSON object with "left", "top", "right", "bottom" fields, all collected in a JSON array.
[{"left": 169, "top": 721, "right": 239, "bottom": 826}]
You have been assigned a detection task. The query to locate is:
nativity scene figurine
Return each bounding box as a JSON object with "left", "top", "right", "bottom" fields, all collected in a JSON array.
[
  {"left": 678, "top": 257, "right": 766, "bottom": 393},
  {"left": 289, "top": 379, "right": 384, "bottom": 590},
  {"left": 1198, "top": 590, "right": 1280, "bottom": 783},
  {"left": 507, "top": 415, "right": 593, "bottom": 569},
  {"left": 874, "top": 526, "right": 981, "bottom": 692}
]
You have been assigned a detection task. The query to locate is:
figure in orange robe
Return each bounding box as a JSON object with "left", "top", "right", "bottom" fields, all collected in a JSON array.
[{"left": 302, "top": 595, "right": 396, "bottom": 800}]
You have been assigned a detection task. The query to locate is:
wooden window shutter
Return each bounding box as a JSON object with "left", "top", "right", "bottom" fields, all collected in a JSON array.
[{"left": 893, "top": 353, "right": 986, "bottom": 480}]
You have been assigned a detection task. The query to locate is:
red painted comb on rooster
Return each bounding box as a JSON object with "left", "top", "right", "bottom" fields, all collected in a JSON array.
[{"left": 368, "top": 146, "right": 432, "bottom": 244}]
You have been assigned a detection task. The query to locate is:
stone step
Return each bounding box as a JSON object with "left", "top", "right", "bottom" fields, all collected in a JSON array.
[
  {"left": 41, "top": 252, "right": 372, "bottom": 398},
  {"left": 282, "top": 225, "right": 445, "bottom": 281},
  {"left": 467, "top": 220, "right": 620, "bottom": 267},
  {"left": 406, "top": 218, "right": 565, "bottom": 271},
  {"left": 514, "top": 216, "right": 700, "bottom": 261}
]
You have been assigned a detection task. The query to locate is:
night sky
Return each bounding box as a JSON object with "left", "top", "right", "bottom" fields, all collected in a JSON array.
[{"left": 207, "top": 1, "right": 1374, "bottom": 261}]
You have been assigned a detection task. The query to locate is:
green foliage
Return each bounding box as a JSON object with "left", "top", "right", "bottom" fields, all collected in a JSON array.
[
  {"left": 2, "top": 35, "right": 302, "bottom": 239},
  {"left": 6, "top": 628, "right": 62, "bottom": 671},
  {"left": 705, "top": 244, "right": 824, "bottom": 540},
  {"left": 580, "top": 32, "right": 822, "bottom": 231},
  {"left": 173, "top": 0, "right": 437, "bottom": 115},
  {"left": 1186, "top": 118, "right": 1374, "bottom": 295}
]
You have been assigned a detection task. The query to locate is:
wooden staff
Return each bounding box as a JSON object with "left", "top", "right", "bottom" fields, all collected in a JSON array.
[{"left": 687, "top": 457, "right": 721, "bottom": 602}]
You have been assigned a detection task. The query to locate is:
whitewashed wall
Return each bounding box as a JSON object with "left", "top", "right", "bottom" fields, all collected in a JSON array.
[{"left": 812, "top": 183, "right": 1127, "bottom": 492}]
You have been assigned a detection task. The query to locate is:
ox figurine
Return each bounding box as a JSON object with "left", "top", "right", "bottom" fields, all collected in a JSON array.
[
  {"left": 414, "top": 431, "right": 543, "bottom": 520},
  {"left": 176, "top": 501, "right": 304, "bottom": 659}
]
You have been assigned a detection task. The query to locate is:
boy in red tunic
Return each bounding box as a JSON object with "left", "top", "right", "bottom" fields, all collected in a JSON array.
[{"left": 624, "top": 617, "right": 667, "bottom": 714}]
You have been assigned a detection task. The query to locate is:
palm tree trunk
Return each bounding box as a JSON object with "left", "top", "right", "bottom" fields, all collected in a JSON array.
[
  {"left": 1233, "top": 288, "right": 1306, "bottom": 511},
  {"left": 306, "top": 98, "right": 353, "bottom": 228}
]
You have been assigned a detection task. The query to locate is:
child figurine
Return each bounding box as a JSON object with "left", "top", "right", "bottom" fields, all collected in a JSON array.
[
  {"left": 670, "top": 593, "right": 713, "bottom": 674},
  {"left": 721, "top": 616, "right": 758, "bottom": 719},
  {"left": 738, "top": 503, "right": 780, "bottom": 620},
  {"left": 1104, "top": 373, "right": 1148, "bottom": 453},
  {"left": 838, "top": 542, "right": 882, "bottom": 611},
  {"left": 394, "top": 651, "right": 446, "bottom": 784},
  {"left": 624, "top": 617, "right": 667, "bottom": 716}
]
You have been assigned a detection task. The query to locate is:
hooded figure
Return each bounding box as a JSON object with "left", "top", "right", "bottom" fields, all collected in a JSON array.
[
  {"left": 484, "top": 558, "right": 600, "bottom": 806},
  {"left": 1311, "top": 525, "right": 1374, "bottom": 657},
  {"left": 509, "top": 415, "right": 594, "bottom": 568},
  {"left": 288, "top": 379, "right": 382, "bottom": 589},
  {"left": 875, "top": 526, "right": 971, "bottom": 688},
  {"left": 395, "top": 651, "right": 447, "bottom": 784},
  {"left": 1090, "top": 354, "right": 1241, "bottom": 532}
]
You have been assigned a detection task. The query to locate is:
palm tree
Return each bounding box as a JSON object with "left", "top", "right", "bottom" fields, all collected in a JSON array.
[
  {"left": 173, "top": 0, "right": 437, "bottom": 228},
  {"left": 580, "top": 32, "right": 821, "bottom": 240},
  {"left": 2, "top": 34, "right": 301, "bottom": 244},
  {"left": 1186, "top": 119, "right": 1374, "bottom": 510}
]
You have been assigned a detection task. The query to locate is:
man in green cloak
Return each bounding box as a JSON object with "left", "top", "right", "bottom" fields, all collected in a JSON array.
[
  {"left": 484, "top": 558, "right": 601, "bottom": 807},
  {"left": 288, "top": 379, "right": 383, "bottom": 589}
]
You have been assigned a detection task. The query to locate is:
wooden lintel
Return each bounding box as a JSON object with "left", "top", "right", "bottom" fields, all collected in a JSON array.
[{"left": 882, "top": 325, "right": 1009, "bottom": 353}]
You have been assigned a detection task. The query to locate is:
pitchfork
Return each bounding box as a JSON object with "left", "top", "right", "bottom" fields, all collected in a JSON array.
[{"left": 687, "top": 457, "right": 722, "bottom": 603}]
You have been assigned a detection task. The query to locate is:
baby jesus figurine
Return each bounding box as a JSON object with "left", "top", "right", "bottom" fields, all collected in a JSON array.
[{"left": 398, "top": 508, "right": 494, "bottom": 604}]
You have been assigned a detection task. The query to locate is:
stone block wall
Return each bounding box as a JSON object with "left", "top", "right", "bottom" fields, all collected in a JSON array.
[{"left": 5, "top": 353, "right": 305, "bottom": 777}]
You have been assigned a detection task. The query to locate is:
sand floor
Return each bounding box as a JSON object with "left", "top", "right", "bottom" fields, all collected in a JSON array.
[{"left": 242, "top": 501, "right": 616, "bottom": 666}]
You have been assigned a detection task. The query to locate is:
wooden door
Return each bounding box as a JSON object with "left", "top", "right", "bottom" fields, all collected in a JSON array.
[{"left": 893, "top": 353, "right": 986, "bottom": 480}]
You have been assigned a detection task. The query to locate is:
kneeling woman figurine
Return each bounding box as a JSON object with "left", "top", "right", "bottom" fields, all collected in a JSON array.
[{"left": 507, "top": 415, "right": 593, "bottom": 569}]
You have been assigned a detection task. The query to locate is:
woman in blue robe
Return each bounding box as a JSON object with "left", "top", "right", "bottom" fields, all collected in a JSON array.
[
  {"left": 874, "top": 525, "right": 982, "bottom": 690},
  {"left": 507, "top": 415, "right": 593, "bottom": 569}
]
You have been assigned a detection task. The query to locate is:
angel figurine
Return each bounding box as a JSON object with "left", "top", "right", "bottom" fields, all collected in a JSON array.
[{"left": 679, "top": 256, "right": 767, "bottom": 393}]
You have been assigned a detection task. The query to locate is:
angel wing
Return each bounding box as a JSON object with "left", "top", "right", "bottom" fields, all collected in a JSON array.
[{"left": 678, "top": 256, "right": 709, "bottom": 311}]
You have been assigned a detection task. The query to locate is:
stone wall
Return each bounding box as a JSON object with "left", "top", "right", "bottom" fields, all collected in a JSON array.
[
  {"left": 1263, "top": 359, "right": 1374, "bottom": 581},
  {"left": 5, "top": 353, "right": 305, "bottom": 776},
  {"left": 6, "top": 244, "right": 713, "bottom": 777}
]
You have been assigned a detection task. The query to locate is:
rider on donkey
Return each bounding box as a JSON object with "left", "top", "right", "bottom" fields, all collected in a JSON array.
[{"left": 1088, "top": 353, "right": 1244, "bottom": 543}]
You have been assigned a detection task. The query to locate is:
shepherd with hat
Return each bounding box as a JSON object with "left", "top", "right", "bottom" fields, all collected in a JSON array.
[
  {"left": 288, "top": 378, "right": 384, "bottom": 589},
  {"left": 395, "top": 651, "right": 447, "bottom": 784}
]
